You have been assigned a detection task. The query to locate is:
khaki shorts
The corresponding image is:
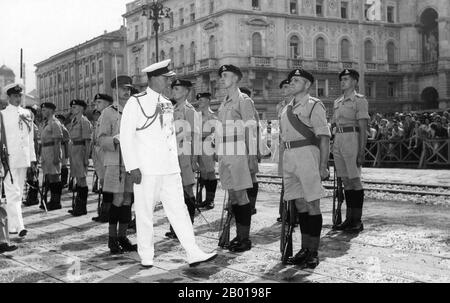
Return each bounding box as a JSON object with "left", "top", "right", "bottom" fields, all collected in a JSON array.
[
  {"left": 333, "top": 132, "right": 361, "bottom": 179},
  {"left": 218, "top": 155, "right": 253, "bottom": 191},
  {"left": 282, "top": 146, "right": 325, "bottom": 202},
  {"left": 103, "top": 165, "right": 134, "bottom": 193},
  {"left": 69, "top": 145, "right": 88, "bottom": 178},
  {"left": 179, "top": 155, "right": 196, "bottom": 187}
]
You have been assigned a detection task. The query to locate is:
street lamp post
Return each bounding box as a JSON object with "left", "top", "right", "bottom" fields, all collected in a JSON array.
[{"left": 142, "top": 0, "right": 171, "bottom": 62}]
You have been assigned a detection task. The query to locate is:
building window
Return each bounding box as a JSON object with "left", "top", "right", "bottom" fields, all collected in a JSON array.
[
  {"left": 190, "top": 4, "right": 195, "bottom": 22},
  {"left": 65, "top": 71, "right": 68, "bottom": 82},
  {"left": 252, "top": 32, "right": 262, "bottom": 56},
  {"left": 135, "top": 56, "right": 140, "bottom": 76},
  {"left": 169, "top": 47, "right": 174, "bottom": 67},
  {"left": 364, "top": 40, "right": 374, "bottom": 61},
  {"left": 316, "top": 0, "right": 323, "bottom": 17},
  {"left": 58, "top": 73, "right": 61, "bottom": 83},
  {"left": 290, "top": 0, "right": 297, "bottom": 14},
  {"left": 85, "top": 65, "right": 89, "bottom": 77},
  {"left": 92, "top": 62, "right": 96, "bottom": 74},
  {"left": 366, "top": 81, "right": 375, "bottom": 98},
  {"left": 190, "top": 42, "right": 196, "bottom": 65},
  {"left": 388, "top": 82, "right": 396, "bottom": 97},
  {"left": 252, "top": 0, "right": 259, "bottom": 10},
  {"left": 160, "top": 50, "right": 165, "bottom": 61},
  {"left": 209, "top": 0, "right": 214, "bottom": 14},
  {"left": 289, "top": 36, "right": 301, "bottom": 59},
  {"left": 151, "top": 52, "right": 156, "bottom": 64},
  {"left": 135, "top": 25, "right": 139, "bottom": 41},
  {"left": 387, "top": 42, "right": 396, "bottom": 63},
  {"left": 169, "top": 12, "right": 174, "bottom": 29},
  {"left": 179, "top": 45, "right": 185, "bottom": 65},
  {"left": 316, "top": 37, "right": 326, "bottom": 60},
  {"left": 387, "top": 6, "right": 395, "bottom": 23},
  {"left": 317, "top": 79, "right": 327, "bottom": 97},
  {"left": 209, "top": 35, "right": 216, "bottom": 58},
  {"left": 340, "top": 38, "right": 351, "bottom": 61},
  {"left": 160, "top": 21, "right": 165, "bottom": 32},
  {"left": 99, "top": 60, "right": 103, "bottom": 73},
  {"left": 341, "top": 1, "right": 348, "bottom": 19},
  {"left": 179, "top": 8, "right": 184, "bottom": 26}
]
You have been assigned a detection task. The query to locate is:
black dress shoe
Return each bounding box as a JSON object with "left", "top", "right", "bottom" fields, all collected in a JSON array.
[
  {"left": 251, "top": 208, "right": 257, "bottom": 215},
  {"left": 165, "top": 231, "right": 178, "bottom": 240},
  {"left": 140, "top": 264, "right": 153, "bottom": 269},
  {"left": 118, "top": 237, "right": 138, "bottom": 252},
  {"left": 19, "top": 230, "right": 28, "bottom": 238},
  {"left": 286, "top": 248, "right": 309, "bottom": 266},
  {"left": 276, "top": 217, "right": 282, "bottom": 223},
  {"left": 345, "top": 222, "right": 364, "bottom": 234},
  {"left": 0, "top": 243, "right": 18, "bottom": 253},
  {"left": 108, "top": 237, "right": 123, "bottom": 255},
  {"left": 204, "top": 202, "right": 215, "bottom": 210},
  {"left": 305, "top": 251, "right": 320, "bottom": 269},
  {"left": 229, "top": 239, "right": 252, "bottom": 253},
  {"left": 333, "top": 219, "right": 352, "bottom": 231},
  {"left": 227, "top": 237, "right": 239, "bottom": 249}
]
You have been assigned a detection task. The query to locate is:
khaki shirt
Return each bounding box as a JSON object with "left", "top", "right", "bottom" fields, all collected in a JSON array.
[
  {"left": 280, "top": 94, "right": 331, "bottom": 143},
  {"left": 68, "top": 115, "right": 92, "bottom": 142},
  {"left": 40, "top": 117, "right": 63, "bottom": 145},
  {"left": 174, "top": 100, "right": 199, "bottom": 148},
  {"left": 97, "top": 105, "right": 123, "bottom": 166},
  {"left": 332, "top": 91, "right": 370, "bottom": 127}
]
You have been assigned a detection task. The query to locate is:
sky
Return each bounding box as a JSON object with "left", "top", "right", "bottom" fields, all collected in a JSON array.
[{"left": 0, "top": 0, "right": 131, "bottom": 93}]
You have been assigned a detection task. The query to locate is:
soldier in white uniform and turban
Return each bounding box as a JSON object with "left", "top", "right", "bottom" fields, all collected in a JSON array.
[
  {"left": 120, "top": 59, "right": 217, "bottom": 268},
  {"left": 1, "top": 83, "right": 37, "bottom": 238}
]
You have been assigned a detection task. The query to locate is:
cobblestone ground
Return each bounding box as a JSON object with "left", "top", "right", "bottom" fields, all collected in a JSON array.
[{"left": 1, "top": 166, "right": 449, "bottom": 283}]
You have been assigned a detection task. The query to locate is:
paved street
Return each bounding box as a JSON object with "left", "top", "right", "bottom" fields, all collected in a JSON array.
[{"left": 1, "top": 167, "right": 449, "bottom": 283}]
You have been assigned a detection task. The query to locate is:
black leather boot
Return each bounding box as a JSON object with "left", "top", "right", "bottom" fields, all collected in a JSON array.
[
  {"left": 108, "top": 237, "right": 123, "bottom": 255},
  {"left": 47, "top": 182, "right": 62, "bottom": 211},
  {"left": 333, "top": 190, "right": 353, "bottom": 231},
  {"left": 61, "top": 166, "right": 69, "bottom": 188}
]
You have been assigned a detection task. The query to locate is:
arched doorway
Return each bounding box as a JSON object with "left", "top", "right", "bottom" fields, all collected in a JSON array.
[
  {"left": 420, "top": 8, "right": 439, "bottom": 62},
  {"left": 421, "top": 87, "right": 439, "bottom": 109}
]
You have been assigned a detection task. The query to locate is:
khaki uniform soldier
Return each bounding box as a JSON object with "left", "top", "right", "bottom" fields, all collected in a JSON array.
[
  {"left": 217, "top": 65, "right": 258, "bottom": 252},
  {"left": 55, "top": 115, "right": 70, "bottom": 188},
  {"left": 91, "top": 93, "right": 114, "bottom": 223},
  {"left": 195, "top": 92, "right": 218, "bottom": 210},
  {"left": 39, "top": 103, "right": 63, "bottom": 211},
  {"left": 239, "top": 87, "right": 260, "bottom": 216},
  {"left": 280, "top": 69, "right": 331, "bottom": 268},
  {"left": 332, "top": 69, "right": 369, "bottom": 233},
  {"left": 98, "top": 76, "right": 137, "bottom": 254},
  {"left": 120, "top": 59, "right": 217, "bottom": 268},
  {"left": 276, "top": 79, "right": 291, "bottom": 223},
  {"left": 67, "top": 99, "right": 92, "bottom": 216},
  {"left": 24, "top": 106, "right": 40, "bottom": 207},
  {"left": 165, "top": 79, "right": 200, "bottom": 239}
]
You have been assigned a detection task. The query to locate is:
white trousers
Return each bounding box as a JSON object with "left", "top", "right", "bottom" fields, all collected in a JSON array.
[
  {"left": 4, "top": 167, "right": 27, "bottom": 233},
  {"left": 134, "top": 173, "right": 208, "bottom": 265}
]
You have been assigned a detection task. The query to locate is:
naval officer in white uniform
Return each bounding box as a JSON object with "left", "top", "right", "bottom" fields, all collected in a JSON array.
[
  {"left": 120, "top": 59, "right": 217, "bottom": 268},
  {"left": 1, "top": 83, "right": 37, "bottom": 238}
]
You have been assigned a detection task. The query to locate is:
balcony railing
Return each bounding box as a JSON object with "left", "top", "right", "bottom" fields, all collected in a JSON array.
[
  {"left": 422, "top": 61, "right": 438, "bottom": 73},
  {"left": 186, "top": 64, "right": 196, "bottom": 73},
  {"left": 199, "top": 58, "right": 218, "bottom": 70},
  {"left": 249, "top": 56, "right": 272, "bottom": 67},
  {"left": 366, "top": 63, "right": 377, "bottom": 71},
  {"left": 342, "top": 62, "right": 353, "bottom": 69},
  {"left": 388, "top": 64, "right": 398, "bottom": 72},
  {"left": 317, "top": 61, "right": 329, "bottom": 70},
  {"left": 175, "top": 66, "right": 185, "bottom": 75},
  {"left": 288, "top": 59, "right": 303, "bottom": 69}
]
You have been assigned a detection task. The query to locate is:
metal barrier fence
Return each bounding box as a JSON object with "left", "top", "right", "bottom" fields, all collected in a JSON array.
[{"left": 363, "top": 139, "right": 450, "bottom": 168}]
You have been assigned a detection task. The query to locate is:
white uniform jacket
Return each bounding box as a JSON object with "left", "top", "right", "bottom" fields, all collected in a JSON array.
[
  {"left": 120, "top": 87, "right": 180, "bottom": 175},
  {"left": 1, "top": 105, "right": 36, "bottom": 169}
]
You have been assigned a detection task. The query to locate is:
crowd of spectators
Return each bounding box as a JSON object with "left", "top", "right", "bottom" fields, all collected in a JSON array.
[{"left": 367, "top": 110, "right": 450, "bottom": 148}]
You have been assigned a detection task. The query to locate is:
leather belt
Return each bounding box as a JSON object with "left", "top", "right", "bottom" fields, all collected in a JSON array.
[
  {"left": 42, "top": 142, "right": 55, "bottom": 147},
  {"left": 72, "top": 140, "right": 86, "bottom": 146},
  {"left": 284, "top": 139, "right": 316, "bottom": 150},
  {"left": 336, "top": 126, "right": 360, "bottom": 133}
]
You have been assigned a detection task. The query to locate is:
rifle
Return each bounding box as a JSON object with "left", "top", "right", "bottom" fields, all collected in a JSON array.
[
  {"left": 280, "top": 200, "right": 296, "bottom": 264},
  {"left": 332, "top": 165, "right": 344, "bottom": 228},
  {"left": 218, "top": 190, "right": 233, "bottom": 248}
]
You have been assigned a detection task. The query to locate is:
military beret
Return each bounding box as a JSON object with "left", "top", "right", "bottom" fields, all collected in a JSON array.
[
  {"left": 142, "top": 59, "right": 176, "bottom": 78},
  {"left": 196, "top": 92, "right": 212, "bottom": 100},
  {"left": 94, "top": 93, "right": 113, "bottom": 103},
  {"left": 279, "top": 79, "right": 291, "bottom": 89},
  {"left": 171, "top": 79, "right": 193, "bottom": 89},
  {"left": 339, "top": 69, "right": 360, "bottom": 81},
  {"left": 4, "top": 83, "right": 24, "bottom": 96},
  {"left": 239, "top": 87, "right": 252, "bottom": 97},
  {"left": 111, "top": 75, "right": 133, "bottom": 89},
  {"left": 287, "top": 69, "right": 315, "bottom": 84},
  {"left": 218, "top": 65, "right": 243, "bottom": 80},
  {"left": 40, "top": 102, "right": 56, "bottom": 110},
  {"left": 70, "top": 99, "right": 87, "bottom": 109}
]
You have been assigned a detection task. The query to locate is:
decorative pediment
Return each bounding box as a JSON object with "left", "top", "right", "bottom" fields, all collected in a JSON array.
[
  {"left": 247, "top": 18, "right": 269, "bottom": 27},
  {"left": 203, "top": 21, "right": 219, "bottom": 30}
]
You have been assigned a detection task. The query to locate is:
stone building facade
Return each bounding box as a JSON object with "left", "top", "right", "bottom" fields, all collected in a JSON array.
[
  {"left": 124, "top": 0, "right": 450, "bottom": 119},
  {"left": 35, "top": 27, "right": 127, "bottom": 113}
]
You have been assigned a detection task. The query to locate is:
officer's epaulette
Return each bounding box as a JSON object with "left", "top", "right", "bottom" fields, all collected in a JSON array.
[
  {"left": 134, "top": 91, "right": 147, "bottom": 98},
  {"left": 185, "top": 102, "right": 194, "bottom": 109}
]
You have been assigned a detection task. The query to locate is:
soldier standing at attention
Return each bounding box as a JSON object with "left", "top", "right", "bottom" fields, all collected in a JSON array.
[
  {"left": 91, "top": 93, "right": 114, "bottom": 223},
  {"left": 39, "top": 103, "right": 63, "bottom": 211},
  {"left": 280, "top": 69, "right": 330, "bottom": 268},
  {"left": 165, "top": 79, "right": 199, "bottom": 239},
  {"left": 55, "top": 114, "right": 70, "bottom": 189},
  {"left": 332, "top": 69, "right": 369, "bottom": 234},
  {"left": 98, "top": 76, "right": 137, "bottom": 254},
  {"left": 67, "top": 99, "right": 92, "bottom": 217},
  {"left": 217, "top": 65, "right": 258, "bottom": 252},
  {"left": 195, "top": 92, "right": 218, "bottom": 210},
  {"left": 276, "top": 79, "right": 291, "bottom": 223},
  {"left": 120, "top": 59, "right": 217, "bottom": 268},
  {"left": 1, "top": 83, "right": 37, "bottom": 238}
]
